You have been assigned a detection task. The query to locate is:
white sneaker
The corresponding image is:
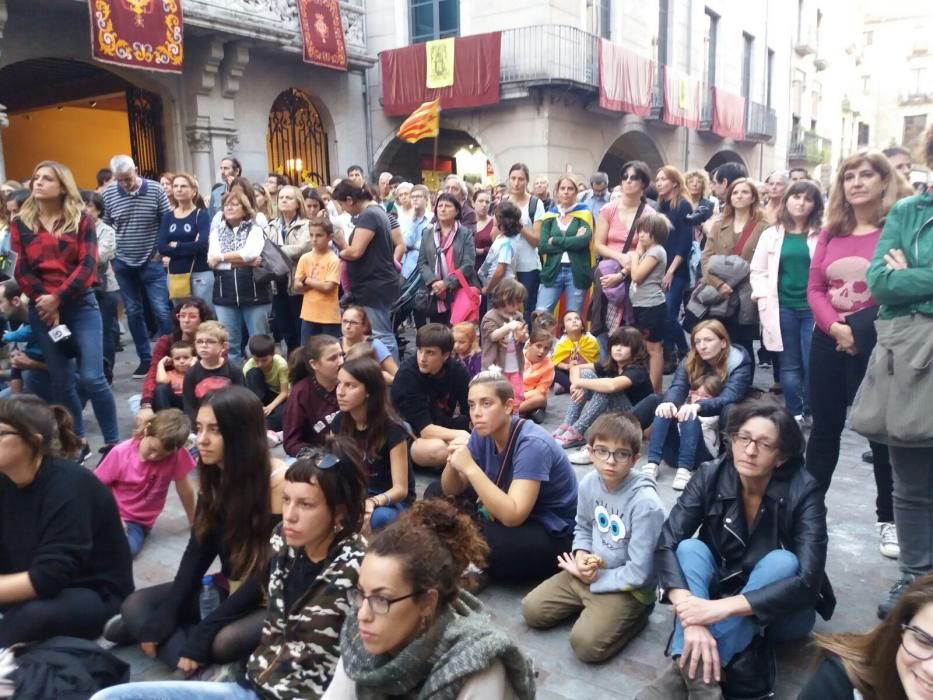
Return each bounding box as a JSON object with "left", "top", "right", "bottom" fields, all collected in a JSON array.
[
  {"left": 672, "top": 467, "right": 692, "bottom": 491},
  {"left": 879, "top": 522, "right": 900, "bottom": 559},
  {"left": 569, "top": 448, "right": 593, "bottom": 465},
  {"left": 641, "top": 462, "right": 659, "bottom": 479}
]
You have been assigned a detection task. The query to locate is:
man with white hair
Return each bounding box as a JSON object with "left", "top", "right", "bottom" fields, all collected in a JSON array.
[
  {"left": 101, "top": 154, "right": 173, "bottom": 378},
  {"left": 443, "top": 174, "right": 476, "bottom": 228},
  {"left": 377, "top": 171, "right": 396, "bottom": 215},
  {"left": 533, "top": 174, "right": 553, "bottom": 212}
]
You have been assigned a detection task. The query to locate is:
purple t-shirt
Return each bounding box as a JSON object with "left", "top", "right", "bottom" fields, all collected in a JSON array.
[{"left": 468, "top": 418, "right": 577, "bottom": 534}]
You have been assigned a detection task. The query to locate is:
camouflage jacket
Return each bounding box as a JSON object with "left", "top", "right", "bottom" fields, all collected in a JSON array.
[{"left": 246, "top": 525, "right": 365, "bottom": 699}]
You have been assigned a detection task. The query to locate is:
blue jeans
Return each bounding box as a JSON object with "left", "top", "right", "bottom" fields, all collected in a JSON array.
[
  {"left": 91, "top": 681, "right": 259, "bottom": 700},
  {"left": 369, "top": 488, "right": 409, "bottom": 531},
  {"left": 670, "top": 540, "right": 816, "bottom": 665},
  {"left": 516, "top": 269, "right": 540, "bottom": 326},
  {"left": 190, "top": 271, "right": 215, "bottom": 309},
  {"left": 778, "top": 307, "right": 814, "bottom": 416},
  {"left": 536, "top": 266, "right": 586, "bottom": 315},
  {"left": 301, "top": 321, "right": 341, "bottom": 345},
  {"left": 361, "top": 304, "right": 399, "bottom": 363},
  {"left": 113, "top": 259, "right": 174, "bottom": 364},
  {"left": 28, "top": 293, "right": 119, "bottom": 443},
  {"left": 647, "top": 415, "right": 712, "bottom": 470},
  {"left": 663, "top": 273, "right": 689, "bottom": 354},
  {"left": 213, "top": 303, "right": 271, "bottom": 366},
  {"left": 125, "top": 521, "right": 147, "bottom": 557}
]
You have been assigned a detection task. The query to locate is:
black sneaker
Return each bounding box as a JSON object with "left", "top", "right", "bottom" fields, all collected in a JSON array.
[
  {"left": 862, "top": 450, "right": 874, "bottom": 464},
  {"left": 528, "top": 408, "right": 546, "bottom": 424},
  {"left": 132, "top": 362, "right": 151, "bottom": 379},
  {"left": 79, "top": 442, "right": 92, "bottom": 464},
  {"left": 102, "top": 614, "right": 134, "bottom": 646},
  {"left": 878, "top": 575, "right": 916, "bottom": 619}
]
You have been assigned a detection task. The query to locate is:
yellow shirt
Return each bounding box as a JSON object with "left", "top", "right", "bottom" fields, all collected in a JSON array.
[{"left": 295, "top": 249, "right": 341, "bottom": 324}]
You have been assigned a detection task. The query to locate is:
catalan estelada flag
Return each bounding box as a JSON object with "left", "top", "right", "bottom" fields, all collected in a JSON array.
[{"left": 397, "top": 99, "right": 440, "bottom": 143}]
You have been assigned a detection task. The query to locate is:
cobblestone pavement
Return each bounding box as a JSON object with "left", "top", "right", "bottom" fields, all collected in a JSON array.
[{"left": 89, "top": 343, "right": 899, "bottom": 698}]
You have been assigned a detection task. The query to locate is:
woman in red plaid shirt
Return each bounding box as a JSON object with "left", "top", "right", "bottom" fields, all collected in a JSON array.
[{"left": 10, "top": 161, "right": 119, "bottom": 458}]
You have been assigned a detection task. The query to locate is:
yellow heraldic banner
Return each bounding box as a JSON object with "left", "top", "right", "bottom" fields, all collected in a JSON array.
[{"left": 425, "top": 38, "right": 455, "bottom": 88}]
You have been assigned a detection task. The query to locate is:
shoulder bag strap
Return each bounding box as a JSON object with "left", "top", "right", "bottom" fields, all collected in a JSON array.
[
  {"left": 734, "top": 219, "right": 758, "bottom": 256},
  {"left": 622, "top": 202, "right": 647, "bottom": 254},
  {"left": 491, "top": 418, "right": 527, "bottom": 489}
]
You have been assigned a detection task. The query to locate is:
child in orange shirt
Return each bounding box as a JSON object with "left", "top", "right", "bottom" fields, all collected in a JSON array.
[
  {"left": 294, "top": 216, "right": 341, "bottom": 343},
  {"left": 520, "top": 327, "right": 555, "bottom": 423}
]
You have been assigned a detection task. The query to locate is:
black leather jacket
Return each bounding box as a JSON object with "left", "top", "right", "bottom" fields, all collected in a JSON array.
[{"left": 655, "top": 455, "right": 835, "bottom": 626}]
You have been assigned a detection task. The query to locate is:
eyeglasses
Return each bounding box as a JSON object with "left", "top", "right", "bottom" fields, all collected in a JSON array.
[
  {"left": 620, "top": 174, "right": 641, "bottom": 183},
  {"left": 902, "top": 624, "right": 933, "bottom": 661},
  {"left": 347, "top": 588, "right": 421, "bottom": 615},
  {"left": 590, "top": 446, "right": 634, "bottom": 463},
  {"left": 731, "top": 433, "right": 778, "bottom": 454},
  {"left": 342, "top": 319, "right": 361, "bottom": 326}
]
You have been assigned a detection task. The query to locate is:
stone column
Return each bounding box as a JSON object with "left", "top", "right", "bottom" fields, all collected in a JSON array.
[{"left": 185, "top": 128, "right": 213, "bottom": 198}]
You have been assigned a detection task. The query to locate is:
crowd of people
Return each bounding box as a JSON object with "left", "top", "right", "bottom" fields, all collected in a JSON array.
[{"left": 0, "top": 124, "right": 931, "bottom": 699}]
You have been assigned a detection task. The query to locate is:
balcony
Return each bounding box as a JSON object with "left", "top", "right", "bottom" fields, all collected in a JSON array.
[
  {"left": 788, "top": 130, "right": 831, "bottom": 168},
  {"left": 699, "top": 86, "right": 714, "bottom": 130},
  {"left": 500, "top": 25, "right": 598, "bottom": 92},
  {"left": 899, "top": 91, "right": 933, "bottom": 106},
  {"left": 814, "top": 56, "right": 829, "bottom": 71},
  {"left": 745, "top": 101, "right": 777, "bottom": 142},
  {"left": 794, "top": 32, "right": 817, "bottom": 57}
]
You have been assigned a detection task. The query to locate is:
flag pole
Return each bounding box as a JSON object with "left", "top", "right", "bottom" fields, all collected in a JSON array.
[{"left": 432, "top": 135, "right": 439, "bottom": 185}]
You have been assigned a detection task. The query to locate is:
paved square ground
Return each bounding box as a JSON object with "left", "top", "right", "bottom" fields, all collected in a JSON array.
[{"left": 88, "top": 344, "right": 898, "bottom": 698}]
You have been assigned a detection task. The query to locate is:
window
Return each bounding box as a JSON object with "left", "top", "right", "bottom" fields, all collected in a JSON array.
[
  {"left": 658, "top": 0, "right": 669, "bottom": 65},
  {"left": 904, "top": 114, "right": 928, "bottom": 148},
  {"left": 816, "top": 9, "right": 822, "bottom": 52},
  {"left": 741, "top": 32, "right": 754, "bottom": 100},
  {"left": 858, "top": 122, "right": 870, "bottom": 146},
  {"left": 410, "top": 0, "right": 459, "bottom": 44},
  {"left": 863, "top": 30, "right": 873, "bottom": 46},
  {"left": 792, "top": 69, "right": 806, "bottom": 116},
  {"left": 703, "top": 8, "right": 719, "bottom": 90},
  {"left": 862, "top": 75, "right": 871, "bottom": 95},
  {"left": 908, "top": 66, "right": 929, "bottom": 95},
  {"left": 587, "top": 0, "right": 611, "bottom": 39}
]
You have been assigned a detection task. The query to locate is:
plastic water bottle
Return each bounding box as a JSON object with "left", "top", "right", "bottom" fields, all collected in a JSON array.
[{"left": 198, "top": 575, "right": 221, "bottom": 620}]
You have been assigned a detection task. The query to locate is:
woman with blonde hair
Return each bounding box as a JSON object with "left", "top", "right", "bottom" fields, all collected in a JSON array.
[
  {"left": 159, "top": 172, "right": 213, "bottom": 305},
  {"left": 10, "top": 161, "right": 119, "bottom": 456},
  {"left": 806, "top": 150, "right": 912, "bottom": 569},
  {"left": 268, "top": 184, "right": 311, "bottom": 352},
  {"left": 762, "top": 170, "right": 789, "bottom": 225},
  {"left": 252, "top": 183, "right": 274, "bottom": 222}
]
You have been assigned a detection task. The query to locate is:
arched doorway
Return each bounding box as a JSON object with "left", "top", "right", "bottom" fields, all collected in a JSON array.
[
  {"left": 0, "top": 58, "right": 165, "bottom": 186},
  {"left": 266, "top": 89, "right": 331, "bottom": 187},
  {"left": 704, "top": 150, "right": 748, "bottom": 175},
  {"left": 598, "top": 130, "right": 665, "bottom": 185},
  {"left": 374, "top": 127, "right": 493, "bottom": 190}
]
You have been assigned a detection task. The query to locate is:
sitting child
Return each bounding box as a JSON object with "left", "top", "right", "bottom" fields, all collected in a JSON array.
[
  {"left": 519, "top": 326, "right": 555, "bottom": 424},
  {"left": 182, "top": 320, "right": 245, "bottom": 419},
  {"left": 154, "top": 340, "right": 195, "bottom": 411},
  {"left": 521, "top": 412, "right": 665, "bottom": 663},
  {"left": 689, "top": 374, "right": 725, "bottom": 459},
  {"left": 480, "top": 279, "right": 528, "bottom": 413},
  {"left": 552, "top": 310, "right": 600, "bottom": 394},
  {"left": 94, "top": 409, "right": 196, "bottom": 556},
  {"left": 1, "top": 322, "right": 44, "bottom": 395},
  {"left": 451, "top": 321, "right": 482, "bottom": 378},
  {"left": 243, "top": 333, "right": 290, "bottom": 434}
]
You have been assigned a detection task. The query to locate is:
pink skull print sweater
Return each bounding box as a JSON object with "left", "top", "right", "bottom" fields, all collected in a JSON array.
[{"left": 806, "top": 228, "right": 881, "bottom": 334}]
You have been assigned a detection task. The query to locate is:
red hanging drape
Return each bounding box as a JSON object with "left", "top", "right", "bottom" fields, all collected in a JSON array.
[
  {"left": 662, "top": 66, "right": 701, "bottom": 129},
  {"left": 88, "top": 0, "right": 184, "bottom": 73},
  {"left": 598, "top": 39, "right": 655, "bottom": 116},
  {"left": 712, "top": 87, "right": 747, "bottom": 141},
  {"left": 298, "top": 0, "right": 347, "bottom": 71}
]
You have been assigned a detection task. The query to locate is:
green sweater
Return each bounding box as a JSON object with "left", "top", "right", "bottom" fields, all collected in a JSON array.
[
  {"left": 868, "top": 192, "right": 933, "bottom": 320},
  {"left": 538, "top": 215, "right": 593, "bottom": 290}
]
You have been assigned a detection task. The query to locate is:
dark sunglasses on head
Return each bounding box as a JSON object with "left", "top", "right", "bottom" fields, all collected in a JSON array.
[{"left": 315, "top": 452, "right": 341, "bottom": 470}]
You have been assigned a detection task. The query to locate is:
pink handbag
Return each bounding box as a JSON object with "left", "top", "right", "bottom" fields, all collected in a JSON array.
[{"left": 450, "top": 268, "right": 480, "bottom": 323}]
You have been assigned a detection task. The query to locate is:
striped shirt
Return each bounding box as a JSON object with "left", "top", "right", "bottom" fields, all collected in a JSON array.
[{"left": 102, "top": 179, "right": 172, "bottom": 266}]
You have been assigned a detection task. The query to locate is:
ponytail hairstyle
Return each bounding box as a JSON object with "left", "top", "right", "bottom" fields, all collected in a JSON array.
[
  {"left": 0, "top": 395, "right": 82, "bottom": 459},
  {"left": 469, "top": 364, "right": 514, "bottom": 403},
  {"left": 132, "top": 408, "right": 191, "bottom": 452},
  {"left": 367, "top": 499, "right": 489, "bottom": 609},
  {"left": 288, "top": 334, "right": 341, "bottom": 384}
]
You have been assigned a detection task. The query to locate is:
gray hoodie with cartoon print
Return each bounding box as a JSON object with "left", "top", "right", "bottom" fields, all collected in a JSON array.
[{"left": 572, "top": 469, "right": 666, "bottom": 603}]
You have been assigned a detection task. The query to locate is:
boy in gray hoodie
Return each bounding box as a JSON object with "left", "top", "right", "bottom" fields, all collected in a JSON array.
[{"left": 521, "top": 411, "right": 666, "bottom": 663}]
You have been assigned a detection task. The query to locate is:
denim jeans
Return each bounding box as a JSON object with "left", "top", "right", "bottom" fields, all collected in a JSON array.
[
  {"left": 190, "top": 271, "right": 215, "bottom": 309},
  {"left": 670, "top": 539, "right": 816, "bottom": 665},
  {"left": 646, "top": 414, "right": 713, "bottom": 470},
  {"left": 113, "top": 259, "right": 174, "bottom": 364},
  {"left": 361, "top": 304, "right": 399, "bottom": 363},
  {"left": 778, "top": 307, "right": 814, "bottom": 416},
  {"left": 890, "top": 446, "right": 933, "bottom": 577},
  {"left": 28, "top": 293, "right": 119, "bottom": 443},
  {"left": 91, "top": 681, "right": 259, "bottom": 700},
  {"left": 300, "top": 321, "right": 341, "bottom": 345},
  {"left": 537, "top": 266, "right": 586, "bottom": 315},
  {"left": 125, "top": 521, "right": 147, "bottom": 557},
  {"left": 213, "top": 303, "right": 271, "bottom": 366},
  {"left": 516, "top": 269, "right": 540, "bottom": 326},
  {"left": 663, "top": 273, "right": 689, "bottom": 354},
  {"left": 369, "top": 487, "right": 409, "bottom": 531}
]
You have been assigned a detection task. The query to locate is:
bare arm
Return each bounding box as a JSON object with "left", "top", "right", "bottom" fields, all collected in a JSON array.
[
  {"left": 340, "top": 227, "right": 375, "bottom": 262},
  {"left": 0, "top": 572, "right": 38, "bottom": 605},
  {"left": 174, "top": 477, "right": 196, "bottom": 526}
]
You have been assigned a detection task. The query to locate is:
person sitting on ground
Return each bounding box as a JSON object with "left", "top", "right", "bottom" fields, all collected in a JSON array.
[
  {"left": 243, "top": 333, "right": 290, "bottom": 434},
  {"left": 552, "top": 309, "right": 600, "bottom": 394},
  {"left": 481, "top": 278, "right": 529, "bottom": 411},
  {"left": 294, "top": 215, "right": 341, "bottom": 343},
  {"left": 641, "top": 319, "right": 752, "bottom": 491},
  {"left": 798, "top": 573, "right": 933, "bottom": 700},
  {"left": 0, "top": 395, "right": 133, "bottom": 648},
  {"left": 283, "top": 334, "right": 343, "bottom": 457},
  {"left": 324, "top": 499, "right": 536, "bottom": 699},
  {"left": 94, "top": 409, "right": 196, "bottom": 557},
  {"left": 635, "top": 400, "right": 835, "bottom": 700},
  {"left": 340, "top": 305, "right": 398, "bottom": 385},
  {"left": 182, "top": 320, "right": 245, "bottom": 419},
  {"left": 153, "top": 340, "right": 195, "bottom": 411},
  {"left": 522, "top": 412, "right": 665, "bottom": 663},
  {"left": 334, "top": 356, "right": 415, "bottom": 533},
  {"left": 519, "top": 326, "right": 555, "bottom": 424},
  {"left": 107, "top": 387, "right": 282, "bottom": 671},
  {"left": 390, "top": 323, "right": 471, "bottom": 470},
  {"left": 452, "top": 321, "right": 482, "bottom": 378},
  {"left": 555, "top": 326, "right": 655, "bottom": 450},
  {"left": 93, "top": 441, "right": 369, "bottom": 699},
  {"left": 431, "top": 367, "right": 578, "bottom": 585}
]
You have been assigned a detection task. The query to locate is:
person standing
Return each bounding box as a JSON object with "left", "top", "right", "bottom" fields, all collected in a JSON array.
[
  {"left": 398, "top": 184, "right": 431, "bottom": 281},
  {"left": 267, "top": 185, "right": 311, "bottom": 353},
  {"left": 579, "top": 171, "right": 611, "bottom": 223},
  {"left": 208, "top": 156, "right": 241, "bottom": 218},
  {"left": 503, "top": 163, "right": 545, "bottom": 324},
  {"left": 158, "top": 173, "right": 213, "bottom": 307},
  {"left": 472, "top": 187, "right": 495, "bottom": 272},
  {"left": 102, "top": 155, "right": 173, "bottom": 378},
  {"left": 443, "top": 175, "right": 476, "bottom": 229},
  {"left": 533, "top": 174, "right": 554, "bottom": 212}
]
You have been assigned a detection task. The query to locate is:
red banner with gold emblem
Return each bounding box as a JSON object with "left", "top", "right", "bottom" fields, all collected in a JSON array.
[
  {"left": 298, "top": 0, "right": 348, "bottom": 71},
  {"left": 88, "top": 0, "right": 184, "bottom": 73}
]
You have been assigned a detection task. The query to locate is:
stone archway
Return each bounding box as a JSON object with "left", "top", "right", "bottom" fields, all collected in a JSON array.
[
  {"left": 704, "top": 149, "right": 749, "bottom": 175},
  {"left": 373, "top": 125, "right": 495, "bottom": 187},
  {"left": 266, "top": 88, "right": 331, "bottom": 188},
  {"left": 598, "top": 129, "right": 666, "bottom": 185}
]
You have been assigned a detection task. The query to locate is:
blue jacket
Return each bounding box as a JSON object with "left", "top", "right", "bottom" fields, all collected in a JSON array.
[{"left": 662, "top": 345, "right": 752, "bottom": 417}]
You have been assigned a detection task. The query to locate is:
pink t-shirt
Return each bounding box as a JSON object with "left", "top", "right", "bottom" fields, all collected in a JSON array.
[
  {"left": 806, "top": 228, "right": 880, "bottom": 334},
  {"left": 94, "top": 439, "right": 195, "bottom": 529},
  {"left": 599, "top": 201, "right": 656, "bottom": 251}
]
